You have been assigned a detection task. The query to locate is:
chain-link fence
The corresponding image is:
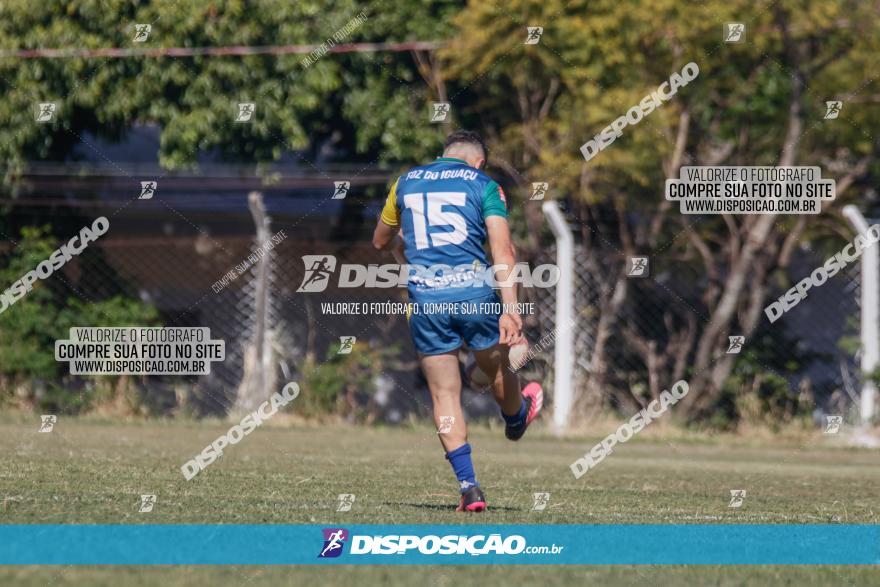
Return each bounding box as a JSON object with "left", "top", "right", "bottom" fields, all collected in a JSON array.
[
  {"left": 521, "top": 207, "right": 865, "bottom": 427},
  {"left": 0, "top": 181, "right": 428, "bottom": 420},
  {"left": 0, "top": 185, "right": 867, "bottom": 426}
]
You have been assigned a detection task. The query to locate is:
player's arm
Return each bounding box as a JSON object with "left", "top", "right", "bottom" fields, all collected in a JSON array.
[
  {"left": 484, "top": 182, "right": 522, "bottom": 345},
  {"left": 373, "top": 223, "right": 406, "bottom": 265},
  {"left": 372, "top": 178, "right": 401, "bottom": 252},
  {"left": 372, "top": 221, "right": 398, "bottom": 251}
]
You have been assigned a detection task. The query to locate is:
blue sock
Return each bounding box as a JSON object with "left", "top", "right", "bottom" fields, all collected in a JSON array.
[
  {"left": 445, "top": 443, "right": 478, "bottom": 494},
  {"left": 501, "top": 398, "right": 527, "bottom": 427}
]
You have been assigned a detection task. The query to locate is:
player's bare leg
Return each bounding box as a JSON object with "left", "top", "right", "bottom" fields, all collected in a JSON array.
[
  {"left": 419, "top": 351, "right": 467, "bottom": 451},
  {"left": 419, "top": 350, "right": 486, "bottom": 512},
  {"left": 474, "top": 343, "right": 544, "bottom": 441},
  {"left": 473, "top": 344, "right": 521, "bottom": 416}
]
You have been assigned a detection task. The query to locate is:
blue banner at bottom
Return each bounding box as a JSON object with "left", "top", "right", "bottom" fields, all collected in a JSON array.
[{"left": 1, "top": 524, "right": 878, "bottom": 565}]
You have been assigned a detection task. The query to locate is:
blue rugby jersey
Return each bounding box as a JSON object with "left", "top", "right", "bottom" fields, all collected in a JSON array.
[{"left": 380, "top": 157, "right": 508, "bottom": 303}]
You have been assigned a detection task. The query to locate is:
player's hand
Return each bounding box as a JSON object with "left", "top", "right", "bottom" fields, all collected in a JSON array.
[{"left": 499, "top": 312, "right": 523, "bottom": 346}]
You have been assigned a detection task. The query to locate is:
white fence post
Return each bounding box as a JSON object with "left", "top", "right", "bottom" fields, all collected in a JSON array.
[
  {"left": 842, "top": 205, "right": 878, "bottom": 426},
  {"left": 542, "top": 200, "right": 575, "bottom": 433},
  {"left": 234, "top": 191, "right": 275, "bottom": 414}
]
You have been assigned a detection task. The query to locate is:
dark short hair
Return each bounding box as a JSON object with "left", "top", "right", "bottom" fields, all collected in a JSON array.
[{"left": 444, "top": 130, "right": 488, "bottom": 160}]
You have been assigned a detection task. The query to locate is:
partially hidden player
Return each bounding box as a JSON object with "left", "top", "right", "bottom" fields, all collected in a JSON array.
[{"left": 372, "top": 130, "right": 543, "bottom": 512}]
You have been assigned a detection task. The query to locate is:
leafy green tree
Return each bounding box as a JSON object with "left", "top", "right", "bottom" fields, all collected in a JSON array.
[
  {"left": 0, "top": 225, "right": 158, "bottom": 410},
  {"left": 0, "top": 0, "right": 458, "bottom": 182},
  {"left": 447, "top": 0, "right": 880, "bottom": 421},
  {"left": 299, "top": 339, "right": 402, "bottom": 422},
  {"left": 2, "top": 0, "right": 878, "bottom": 425}
]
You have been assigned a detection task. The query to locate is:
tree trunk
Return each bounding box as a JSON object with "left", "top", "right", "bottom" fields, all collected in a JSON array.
[{"left": 681, "top": 9, "right": 805, "bottom": 418}]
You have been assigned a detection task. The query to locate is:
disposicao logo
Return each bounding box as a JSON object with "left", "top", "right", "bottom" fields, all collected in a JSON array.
[{"left": 318, "top": 528, "right": 349, "bottom": 558}]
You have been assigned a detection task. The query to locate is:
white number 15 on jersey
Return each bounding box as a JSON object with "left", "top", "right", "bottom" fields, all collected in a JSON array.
[{"left": 403, "top": 192, "right": 468, "bottom": 250}]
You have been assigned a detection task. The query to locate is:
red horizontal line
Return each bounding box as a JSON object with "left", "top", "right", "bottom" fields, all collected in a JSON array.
[{"left": 0, "top": 41, "right": 442, "bottom": 59}]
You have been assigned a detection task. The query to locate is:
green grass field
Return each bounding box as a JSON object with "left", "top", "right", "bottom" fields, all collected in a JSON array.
[{"left": 1, "top": 417, "right": 879, "bottom": 585}]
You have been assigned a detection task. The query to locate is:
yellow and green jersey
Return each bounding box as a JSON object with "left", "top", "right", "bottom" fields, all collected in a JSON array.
[{"left": 380, "top": 157, "right": 508, "bottom": 303}]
